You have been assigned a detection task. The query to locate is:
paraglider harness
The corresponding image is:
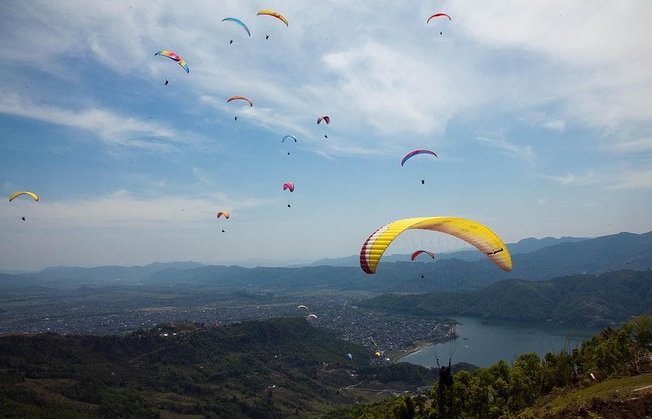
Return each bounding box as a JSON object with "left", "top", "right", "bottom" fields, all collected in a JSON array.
[{"left": 437, "top": 357, "right": 454, "bottom": 417}]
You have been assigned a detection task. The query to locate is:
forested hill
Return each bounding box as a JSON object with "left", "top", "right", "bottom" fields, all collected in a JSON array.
[
  {"left": 360, "top": 269, "right": 652, "bottom": 326},
  {"left": 0, "top": 317, "right": 435, "bottom": 418}
]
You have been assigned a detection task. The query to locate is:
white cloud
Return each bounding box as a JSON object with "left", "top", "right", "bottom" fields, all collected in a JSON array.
[
  {"left": 4, "top": 1, "right": 651, "bottom": 156},
  {"left": 608, "top": 136, "right": 652, "bottom": 154},
  {"left": 542, "top": 170, "right": 601, "bottom": 187},
  {"left": 610, "top": 168, "right": 652, "bottom": 189},
  {"left": 451, "top": 1, "right": 652, "bottom": 132},
  {"left": 476, "top": 134, "right": 535, "bottom": 164},
  {"left": 0, "top": 94, "right": 198, "bottom": 150},
  {"left": 7, "top": 190, "right": 272, "bottom": 228},
  {"left": 543, "top": 120, "right": 566, "bottom": 132}
]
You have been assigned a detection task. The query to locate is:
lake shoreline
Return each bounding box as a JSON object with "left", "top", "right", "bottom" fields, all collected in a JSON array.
[
  {"left": 390, "top": 322, "right": 460, "bottom": 363},
  {"left": 397, "top": 316, "right": 600, "bottom": 368}
]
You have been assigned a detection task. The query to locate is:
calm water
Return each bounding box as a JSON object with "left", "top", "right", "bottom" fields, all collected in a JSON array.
[{"left": 399, "top": 316, "right": 600, "bottom": 368}]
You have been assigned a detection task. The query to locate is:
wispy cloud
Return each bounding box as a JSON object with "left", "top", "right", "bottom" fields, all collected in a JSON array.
[
  {"left": 542, "top": 166, "right": 652, "bottom": 189},
  {"left": 608, "top": 136, "right": 652, "bottom": 154},
  {"left": 0, "top": 94, "right": 198, "bottom": 150},
  {"left": 519, "top": 111, "right": 566, "bottom": 132},
  {"left": 7, "top": 190, "right": 273, "bottom": 228},
  {"left": 542, "top": 170, "right": 601, "bottom": 187},
  {"left": 476, "top": 134, "right": 535, "bottom": 164},
  {"left": 610, "top": 167, "right": 652, "bottom": 189}
]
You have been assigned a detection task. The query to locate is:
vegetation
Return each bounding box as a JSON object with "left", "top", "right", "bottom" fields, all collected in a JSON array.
[
  {"left": 1, "top": 313, "right": 651, "bottom": 417},
  {"left": 330, "top": 315, "right": 652, "bottom": 418},
  {"left": 361, "top": 270, "right": 652, "bottom": 326},
  {"left": 0, "top": 317, "right": 433, "bottom": 418}
]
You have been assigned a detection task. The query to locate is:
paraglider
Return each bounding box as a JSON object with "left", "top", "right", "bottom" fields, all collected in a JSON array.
[
  {"left": 222, "top": 17, "right": 251, "bottom": 45},
  {"left": 359, "top": 216, "right": 512, "bottom": 274},
  {"left": 216, "top": 210, "right": 230, "bottom": 232},
  {"left": 317, "top": 116, "right": 330, "bottom": 138},
  {"left": 282, "top": 135, "right": 297, "bottom": 155},
  {"left": 282, "top": 182, "right": 295, "bottom": 192},
  {"left": 306, "top": 313, "right": 317, "bottom": 321},
  {"left": 227, "top": 96, "right": 253, "bottom": 107},
  {"left": 257, "top": 9, "right": 288, "bottom": 40},
  {"left": 297, "top": 304, "right": 309, "bottom": 312},
  {"left": 9, "top": 191, "right": 39, "bottom": 222},
  {"left": 9, "top": 191, "right": 39, "bottom": 202},
  {"left": 427, "top": 13, "right": 451, "bottom": 35},
  {"left": 401, "top": 149, "right": 438, "bottom": 184},
  {"left": 411, "top": 250, "right": 436, "bottom": 261},
  {"left": 227, "top": 96, "right": 253, "bottom": 120},
  {"left": 427, "top": 13, "right": 452, "bottom": 24},
  {"left": 346, "top": 353, "right": 353, "bottom": 360},
  {"left": 154, "top": 50, "right": 189, "bottom": 73},
  {"left": 283, "top": 182, "right": 294, "bottom": 207},
  {"left": 412, "top": 250, "right": 435, "bottom": 279},
  {"left": 401, "top": 149, "right": 438, "bottom": 166}
]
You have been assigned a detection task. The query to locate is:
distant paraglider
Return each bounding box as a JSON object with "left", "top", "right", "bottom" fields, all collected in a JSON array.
[
  {"left": 9, "top": 191, "right": 39, "bottom": 202},
  {"left": 9, "top": 191, "right": 39, "bottom": 222},
  {"left": 154, "top": 50, "right": 189, "bottom": 73},
  {"left": 427, "top": 13, "right": 452, "bottom": 24},
  {"left": 227, "top": 95, "right": 253, "bottom": 120},
  {"left": 257, "top": 9, "right": 288, "bottom": 40},
  {"left": 401, "top": 149, "right": 438, "bottom": 166},
  {"left": 283, "top": 182, "right": 294, "bottom": 207},
  {"left": 411, "top": 250, "right": 436, "bottom": 261},
  {"left": 306, "top": 313, "right": 317, "bottom": 321},
  {"left": 283, "top": 182, "right": 295, "bottom": 192},
  {"left": 401, "top": 149, "right": 438, "bottom": 184},
  {"left": 427, "top": 13, "right": 452, "bottom": 35},
  {"left": 297, "top": 304, "right": 309, "bottom": 312},
  {"left": 412, "top": 250, "right": 435, "bottom": 279},
  {"left": 317, "top": 116, "right": 330, "bottom": 138},
  {"left": 222, "top": 17, "right": 251, "bottom": 45},
  {"left": 360, "top": 216, "right": 512, "bottom": 274},
  {"left": 227, "top": 96, "right": 253, "bottom": 107},
  {"left": 216, "top": 210, "right": 230, "bottom": 232},
  {"left": 282, "top": 135, "right": 297, "bottom": 155}
]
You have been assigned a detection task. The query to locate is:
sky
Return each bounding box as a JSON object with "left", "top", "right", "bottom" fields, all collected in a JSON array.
[{"left": 1, "top": 1, "right": 651, "bottom": 271}]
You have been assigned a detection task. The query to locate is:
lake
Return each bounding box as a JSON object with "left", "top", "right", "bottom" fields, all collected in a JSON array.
[{"left": 399, "top": 316, "right": 600, "bottom": 368}]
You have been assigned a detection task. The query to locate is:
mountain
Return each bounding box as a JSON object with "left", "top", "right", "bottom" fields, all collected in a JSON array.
[
  {"left": 360, "top": 269, "right": 652, "bottom": 326},
  {"left": 308, "top": 235, "right": 588, "bottom": 267},
  {"left": 0, "top": 317, "right": 435, "bottom": 418},
  {"left": 1, "top": 231, "right": 650, "bottom": 294}
]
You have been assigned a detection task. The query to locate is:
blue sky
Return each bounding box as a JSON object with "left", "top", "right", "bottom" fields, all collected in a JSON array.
[{"left": 1, "top": 1, "right": 651, "bottom": 271}]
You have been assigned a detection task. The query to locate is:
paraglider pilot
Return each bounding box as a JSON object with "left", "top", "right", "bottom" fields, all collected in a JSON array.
[{"left": 437, "top": 358, "right": 454, "bottom": 416}]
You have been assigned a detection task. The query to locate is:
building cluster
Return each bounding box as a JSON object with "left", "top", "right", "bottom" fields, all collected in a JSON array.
[{"left": 0, "top": 293, "right": 457, "bottom": 354}]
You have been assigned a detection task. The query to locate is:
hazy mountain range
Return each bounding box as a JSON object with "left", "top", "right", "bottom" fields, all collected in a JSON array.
[{"left": 0, "top": 231, "right": 650, "bottom": 295}]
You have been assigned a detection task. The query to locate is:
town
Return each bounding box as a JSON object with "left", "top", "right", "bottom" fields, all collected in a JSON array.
[{"left": 0, "top": 290, "right": 458, "bottom": 357}]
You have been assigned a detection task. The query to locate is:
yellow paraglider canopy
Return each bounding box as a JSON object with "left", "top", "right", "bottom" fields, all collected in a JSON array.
[
  {"left": 359, "top": 216, "right": 512, "bottom": 274},
  {"left": 257, "top": 9, "right": 288, "bottom": 26},
  {"left": 8, "top": 191, "right": 39, "bottom": 202}
]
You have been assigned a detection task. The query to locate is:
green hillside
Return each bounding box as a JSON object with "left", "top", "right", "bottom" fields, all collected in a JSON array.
[
  {"left": 361, "top": 270, "right": 652, "bottom": 326},
  {"left": 0, "top": 317, "right": 434, "bottom": 418}
]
